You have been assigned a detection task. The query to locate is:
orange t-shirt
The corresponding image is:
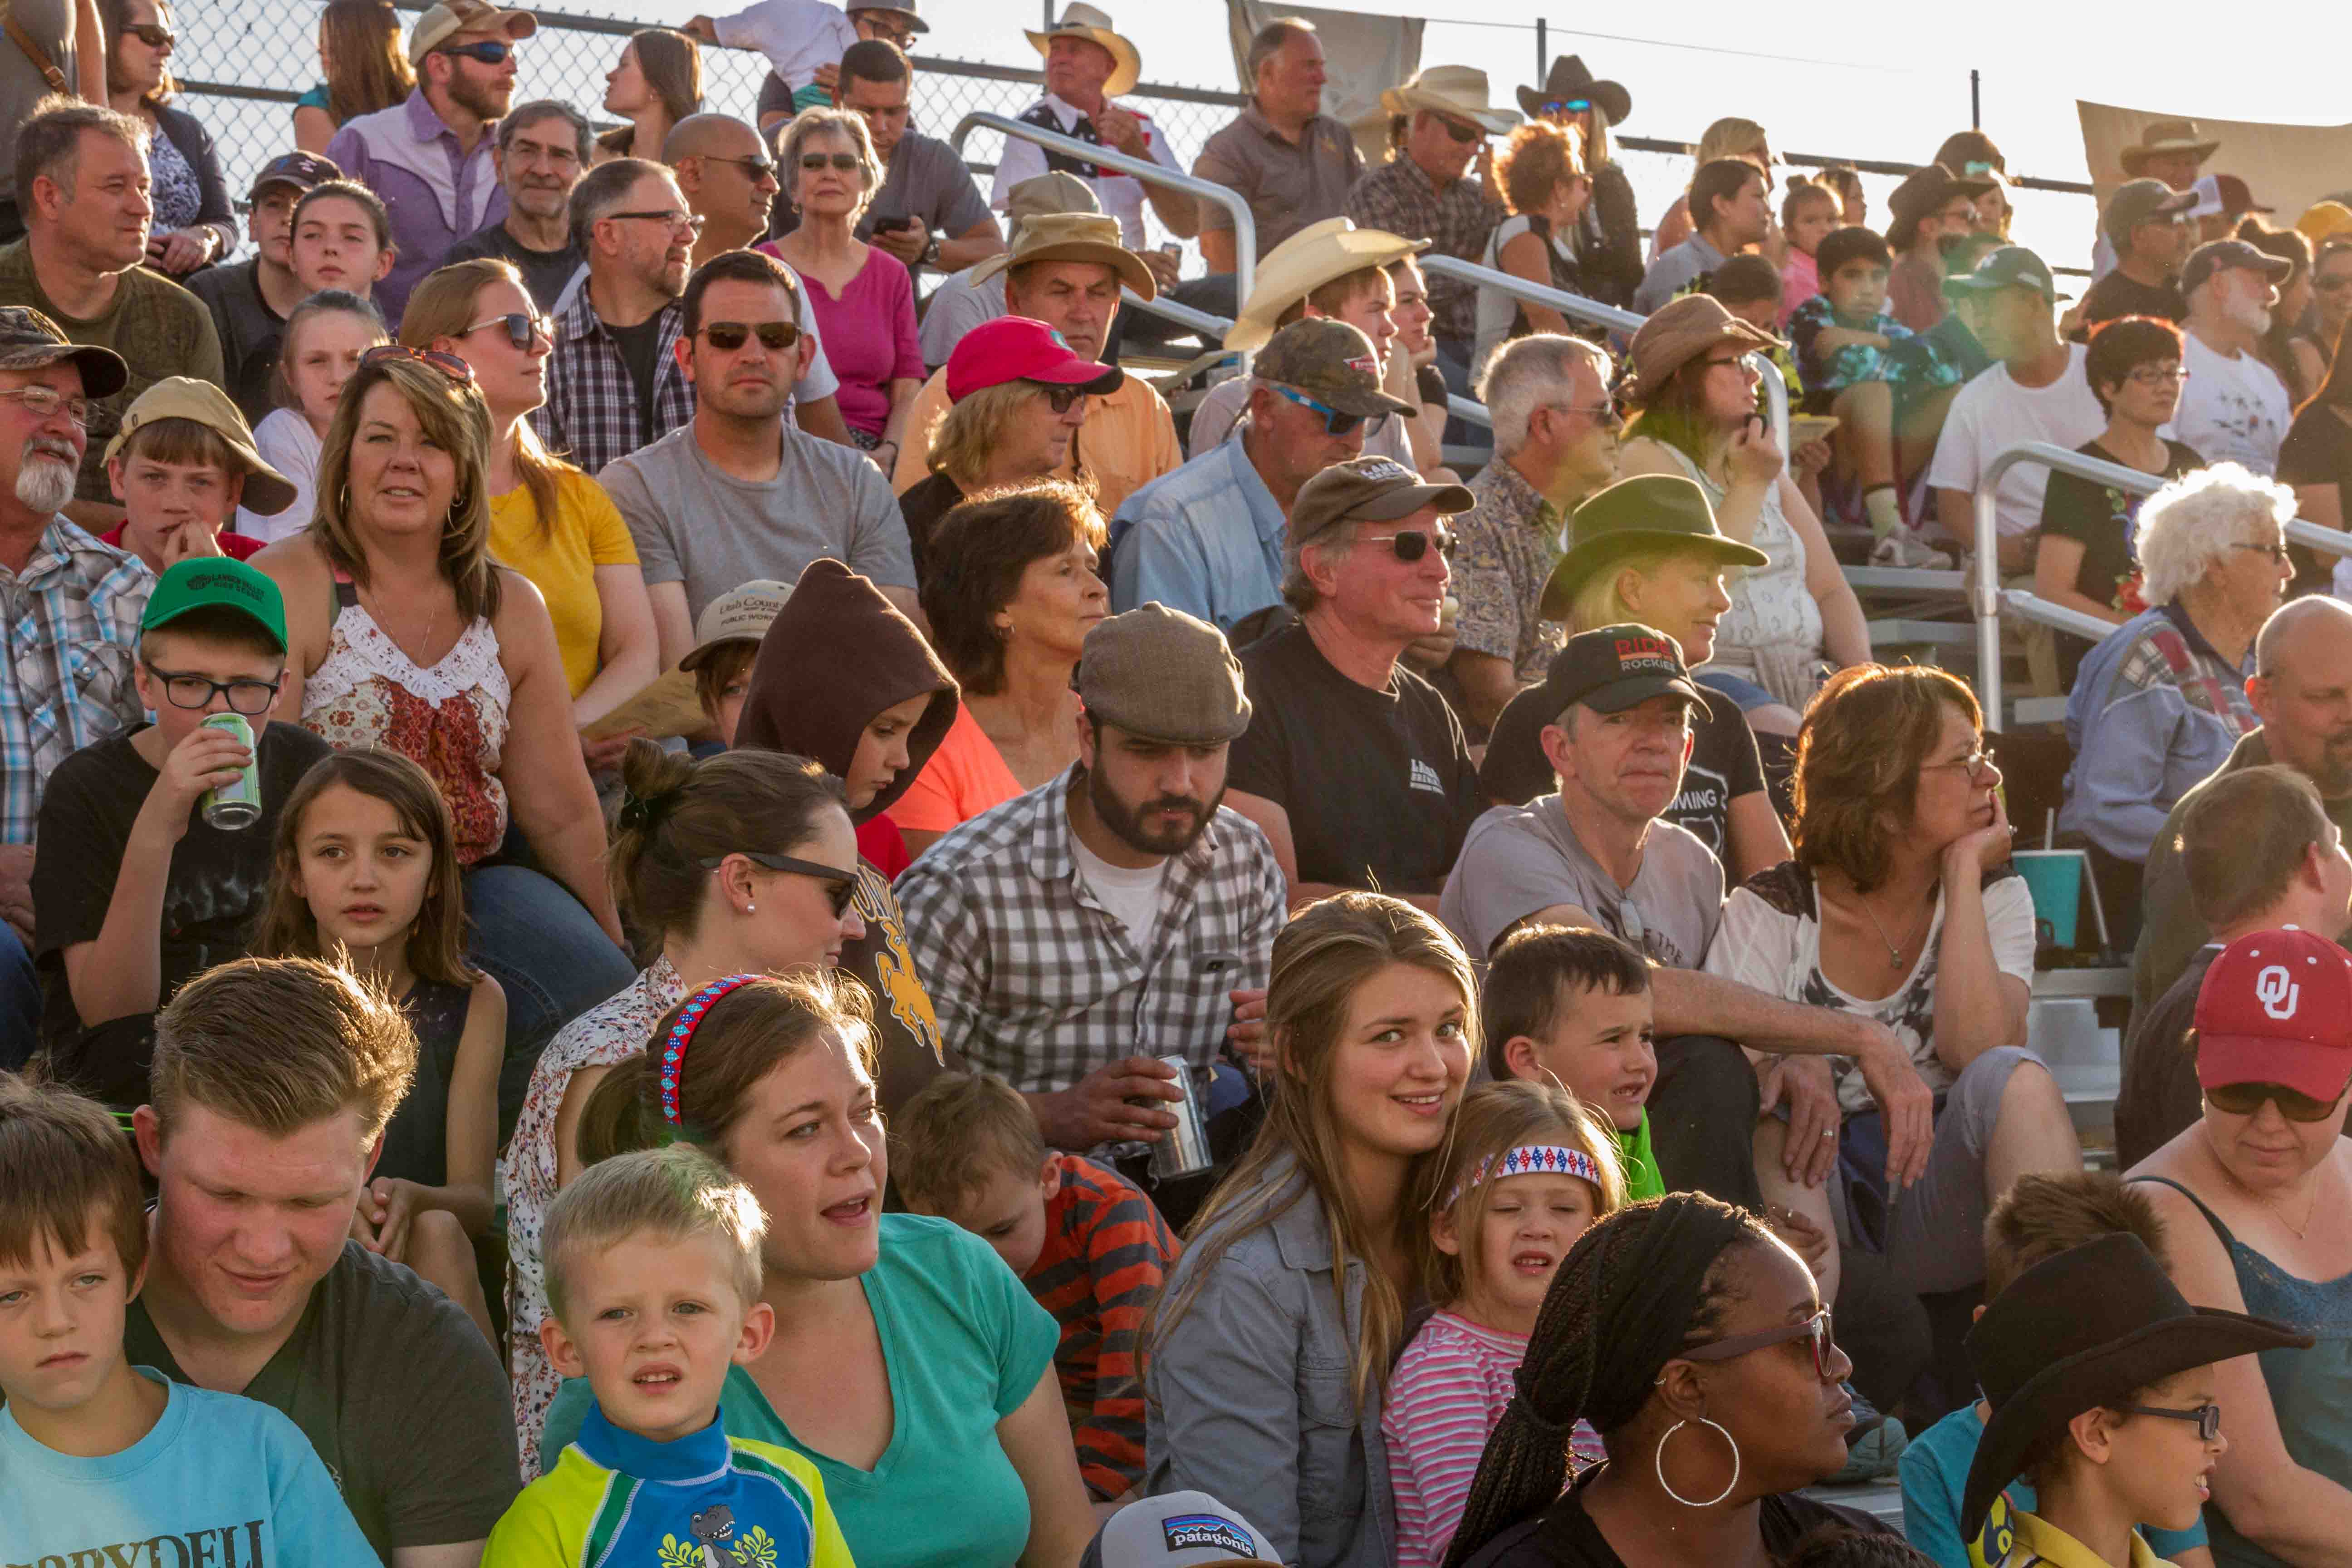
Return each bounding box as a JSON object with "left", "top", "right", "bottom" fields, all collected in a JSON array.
[{"left": 887, "top": 703, "right": 1024, "bottom": 835}]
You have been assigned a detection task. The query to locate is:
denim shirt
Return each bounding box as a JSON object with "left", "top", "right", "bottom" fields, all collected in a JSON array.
[
  {"left": 1145, "top": 1154, "right": 1396, "bottom": 1568},
  {"left": 1108, "top": 438, "right": 1287, "bottom": 632}
]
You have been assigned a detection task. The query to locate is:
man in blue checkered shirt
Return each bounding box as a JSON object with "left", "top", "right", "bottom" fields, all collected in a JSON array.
[{"left": 0, "top": 309, "right": 147, "bottom": 1052}]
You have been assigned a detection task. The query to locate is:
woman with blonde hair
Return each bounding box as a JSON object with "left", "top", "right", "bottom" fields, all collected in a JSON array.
[
  {"left": 295, "top": 0, "right": 415, "bottom": 153},
  {"left": 1148, "top": 892, "right": 1480, "bottom": 1568},
  {"left": 1649, "top": 116, "right": 1773, "bottom": 260},
  {"left": 253, "top": 346, "right": 632, "bottom": 1068},
  {"left": 595, "top": 28, "right": 703, "bottom": 162},
  {"left": 401, "top": 259, "right": 659, "bottom": 772}
]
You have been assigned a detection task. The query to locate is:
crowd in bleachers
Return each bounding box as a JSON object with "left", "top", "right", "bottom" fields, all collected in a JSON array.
[{"left": 6, "top": 1, "right": 2352, "bottom": 1566}]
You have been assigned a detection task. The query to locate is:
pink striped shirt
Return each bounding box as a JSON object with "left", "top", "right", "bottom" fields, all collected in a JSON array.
[{"left": 1382, "top": 1311, "right": 1606, "bottom": 1568}]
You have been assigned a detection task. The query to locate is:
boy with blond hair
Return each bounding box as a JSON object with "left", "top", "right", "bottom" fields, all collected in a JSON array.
[
  {"left": 892, "top": 1069, "right": 1176, "bottom": 1500},
  {"left": 0, "top": 1070, "right": 373, "bottom": 1561},
  {"left": 489, "top": 1144, "right": 854, "bottom": 1567}
]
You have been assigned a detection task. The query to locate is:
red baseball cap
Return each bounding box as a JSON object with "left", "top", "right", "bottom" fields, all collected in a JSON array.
[
  {"left": 946, "top": 316, "right": 1124, "bottom": 404},
  {"left": 2195, "top": 927, "right": 2352, "bottom": 1102}
]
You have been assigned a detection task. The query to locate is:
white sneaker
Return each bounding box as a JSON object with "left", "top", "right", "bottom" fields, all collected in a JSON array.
[{"left": 1870, "top": 530, "right": 1952, "bottom": 569}]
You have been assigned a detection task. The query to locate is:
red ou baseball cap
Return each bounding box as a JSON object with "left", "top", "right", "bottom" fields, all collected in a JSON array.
[
  {"left": 2195, "top": 927, "right": 2352, "bottom": 1102},
  {"left": 946, "top": 316, "right": 1124, "bottom": 404}
]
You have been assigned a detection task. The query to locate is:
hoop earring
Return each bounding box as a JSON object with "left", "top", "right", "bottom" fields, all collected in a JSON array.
[
  {"left": 337, "top": 485, "right": 350, "bottom": 515},
  {"left": 1655, "top": 1416, "right": 1740, "bottom": 1508}
]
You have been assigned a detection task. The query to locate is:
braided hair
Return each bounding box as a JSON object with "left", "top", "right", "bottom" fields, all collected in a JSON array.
[{"left": 1442, "top": 1193, "right": 1777, "bottom": 1567}]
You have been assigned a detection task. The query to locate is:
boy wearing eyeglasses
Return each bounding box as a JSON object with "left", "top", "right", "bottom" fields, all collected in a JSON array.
[{"left": 29, "top": 555, "right": 331, "bottom": 1108}]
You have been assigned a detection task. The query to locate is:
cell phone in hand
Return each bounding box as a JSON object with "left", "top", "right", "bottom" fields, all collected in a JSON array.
[{"left": 872, "top": 215, "right": 916, "bottom": 235}]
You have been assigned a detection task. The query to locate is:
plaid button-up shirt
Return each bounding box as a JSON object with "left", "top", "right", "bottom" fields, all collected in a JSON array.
[
  {"left": 895, "top": 767, "right": 1286, "bottom": 1106},
  {"left": 1, "top": 520, "right": 150, "bottom": 843},
  {"left": 1346, "top": 157, "right": 1505, "bottom": 345},
  {"left": 533, "top": 291, "right": 692, "bottom": 478}
]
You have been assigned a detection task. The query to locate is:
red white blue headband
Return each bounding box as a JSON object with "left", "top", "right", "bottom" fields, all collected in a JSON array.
[
  {"left": 659, "top": 974, "right": 764, "bottom": 1127},
  {"left": 1446, "top": 1143, "right": 1604, "bottom": 1209}
]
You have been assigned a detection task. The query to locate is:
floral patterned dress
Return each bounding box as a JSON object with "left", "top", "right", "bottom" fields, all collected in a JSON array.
[{"left": 498, "top": 954, "right": 687, "bottom": 1465}]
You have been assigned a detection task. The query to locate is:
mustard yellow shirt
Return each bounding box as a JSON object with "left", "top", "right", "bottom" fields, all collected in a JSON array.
[
  {"left": 489, "top": 468, "right": 639, "bottom": 698},
  {"left": 1995, "top": 1507, "right": 2173, "bottom": 1568}
]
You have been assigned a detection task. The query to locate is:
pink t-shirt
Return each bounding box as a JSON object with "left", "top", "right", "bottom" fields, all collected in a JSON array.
[
  {"left": 1779, "top": 248, "right": 1820, "bottom": 329},
  {"left": 887, "top": 702, "right": 1024, "bottom": 836},
  {"left": 767, "top": 242, "right": 923, "bottom": 438}
]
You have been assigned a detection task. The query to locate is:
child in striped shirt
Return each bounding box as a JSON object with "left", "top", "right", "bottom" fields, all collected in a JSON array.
[
  {"left": 892, "top": 1070, "right": 1178, "bottom": 1502},
  {"left": 1382, "top": 1081, "right": 1627, "bottom": 1568}
]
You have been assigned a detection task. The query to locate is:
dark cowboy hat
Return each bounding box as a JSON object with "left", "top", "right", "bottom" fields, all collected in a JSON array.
[
  {"left": 1518, "top": 55, "right": 1631, "bottom": 128},
  {"left": 1538, "top": 474, "right": 1769, "bottom": 622},
  {"left": 1960, "top": 1233, "right": 2311, "bottom": 1544}
]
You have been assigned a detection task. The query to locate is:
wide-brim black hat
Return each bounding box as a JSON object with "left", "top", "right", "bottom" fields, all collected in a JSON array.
[
  {"left": 1518, "top": 55, "right": 1631, "bottom": 127},
  {"left": 1960, "top": 1233, "right": 2310, "bottom": 1543}
]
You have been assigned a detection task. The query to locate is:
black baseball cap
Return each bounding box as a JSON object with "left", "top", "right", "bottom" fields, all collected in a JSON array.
[
  {"left": 1535, "top": 625, "right": 1704, "bottom": 718},
  {"left": 2180, "top": 237, "right": 2294, "bottom": 298},
  {"left": 249, "top": 151, "right": 342, "bottom": 201}
]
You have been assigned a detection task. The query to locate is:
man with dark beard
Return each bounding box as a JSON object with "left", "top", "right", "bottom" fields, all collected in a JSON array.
[
  {"left": 0, "top": 306, "right": 137, "bottom": 1052},
  {"left": 896, "top": 603, "right": 1284, "bottom": 1218}
]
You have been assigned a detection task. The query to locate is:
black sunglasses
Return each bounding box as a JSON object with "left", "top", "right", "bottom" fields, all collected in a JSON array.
[
  {"left": 2116, "top": 1402, "right": 2223, "bottom": 1442},
  {"left": 707, "top": 152, "right": 779, "bottom": 182},
  {"left": 1027, "top": 381, "right": 1091, "bottom": 413},
  {"left": 699, "top": 851, "right": 860, "bottom": 916},
  {"left": 465, "top": 311, "right": 551, "bottom": 351},
  {"left": 437, "top": 39, "right": 513, "bottom": 65},
  {"left": 1681, "top": 1308, "right": 1838, "bottom": 1381},
  {"left": 1359, "top": 524, "right": 1456, "bottom": 563},
  {"left": 2205, "top": 1079, "right": 2349, "bottom": 1121},
  {"left": 1433, "top": 114, "right": 1482, "bottom": 144},
  {"left": 125, "top": 22, "right": 174, "bottom": 47},
  {"left": 143, "top": 662, "right": 281, "bottom": 716},
  {"left": 799, "top": 152, "right": 864, "bottom": 173},
  {"left": 696, "top": 320, "right": 801, "bottom": 352}
]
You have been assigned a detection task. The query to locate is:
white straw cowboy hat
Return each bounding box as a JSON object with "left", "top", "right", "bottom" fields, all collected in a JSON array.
[
  {"left": 1225, "top": 218, "right": 1428, "bottom": 353},
  {"left": 1027, "top": 4, "right": 1142, "bottom": 98},
  {"left": 1380, "top": 65, "right": 1519, "bottom": 138}
]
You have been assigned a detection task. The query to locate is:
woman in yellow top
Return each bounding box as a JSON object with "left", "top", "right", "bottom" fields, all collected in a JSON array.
[{"left": 403, "top": 259, "right": 661, "bottom": 771}]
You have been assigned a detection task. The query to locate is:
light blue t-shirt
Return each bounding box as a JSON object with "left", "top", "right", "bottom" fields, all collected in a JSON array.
[
  {"left": 0, "top": 1367, "right": 375, "bottom": 1565},
  {"left": 539, "top": 1212, "right": 1059, "bottom": 1568},
  {"left": 1899, "top": 1401, "right": 2207, "bottom": 1568}
]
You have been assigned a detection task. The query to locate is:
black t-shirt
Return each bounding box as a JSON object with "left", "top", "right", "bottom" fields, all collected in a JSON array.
[
  {"left": 186, "top": 259, "right": 289, "bottom": 425},
  {"left": 896, "top": 469, "right": 967, "bottom": 589},
  {"left": 2116, "top": 941, "right": 2221, "bottom": 1170},
  {"left": 1459, "top": 1464, "right": 1891, "bottom": 1567},
  {"left": 2036, "top": 436, "right": 2202, "bottom": 682},
  {"left": 607, "top": 311, "right": 668, "bottom": 449},
  {"left": 2278, "top": 401, "right": 2352, "bottom": 492},
  {"left": 1228, "top": 620, "right": 1481, "bottom": 895},
  {"left": 32, "top": 721, "right": 332, "bottom": 1068},
  {"left": 376, "top": 977, "right": 469, "bottom": 1186},
  {"left": 1479, "top": 685, "right": 1767, "bottom": 863},
  {"left": 441, "top": 220, "right": 584, "bottom": 315},
  {"left": 124, "top": 1241, "right": 521, "bottom": 1560},
  {"left": 2073, "top": 268, "right": 2186, "bottom": 336}
]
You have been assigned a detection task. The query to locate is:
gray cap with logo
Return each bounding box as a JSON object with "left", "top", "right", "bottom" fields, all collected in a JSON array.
[{"left": 1079, "top": 1492, "right": 1282, "bottom": 1568}]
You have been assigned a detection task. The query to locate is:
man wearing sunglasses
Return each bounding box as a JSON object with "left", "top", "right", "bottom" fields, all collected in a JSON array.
[
  {"left": 1224, "top": 455, "right": 1482, "bottom": 914},
  {"left": 2074, "top": 178, "right": 2194, "bottom": 337},
  {"left": 668, "top": 113, "right": 785, "bottom": 268},
  {"left": 325, "top": 0, "right": 534, "bottom": 324},
  {"left": 444, "top": 99, "right": 589, "bottom": 315}
]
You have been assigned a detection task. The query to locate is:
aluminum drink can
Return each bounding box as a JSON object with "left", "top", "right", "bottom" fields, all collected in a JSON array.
[
  {"left": 1149, "top": 1054, "right": 1215, "bottom": 1181},
  {"left": 200, "top": 712, "right": 262, "bottom": 828}
]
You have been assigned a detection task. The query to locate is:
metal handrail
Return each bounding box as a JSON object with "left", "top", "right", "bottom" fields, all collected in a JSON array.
[
  {"left": 1973, "top": 441, "right": 2352, "bottom": 725},
  {"left": 949, "top": 111, "right": 1258, "bottom": 323}
]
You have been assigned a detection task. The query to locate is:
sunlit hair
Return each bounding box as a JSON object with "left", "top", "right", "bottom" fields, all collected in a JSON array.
[
  {"left": 543, "top": 1143, "right": 763, "bottom": 1322},
  {"left": 14, "top": 96, "right": 147, "bottom": 215},
  {"left": 1427, "top": 1078, "right": 1624, "bottom": 1308},
  {"left": 2135, "top": 461, "right": 2294, "bottom": 608},
  {"left": 312, "top": 348, "right": 503, "bottom": 624},
  {"left": 1244, "top": 16, "right": 1315, "bottom": 84},
  {"left": 150, "top": 956, "right": 418, "bottom": 1145},
  {"left": 1152, "top": 893, "right": 1479, "bottom": 1409},
  {"left": 1495, "top": 119, "right": 1585, "bottom": 218},
  {"left": 779, "top": 107, "right": 885, "bottom": 222},
  {"left": 926, "top": 379, "right": 1050, "bottom": 490},
  {"left": 1781, "top": 176, "right": 1839, "bottom": 236},
  {"left": 1982, "top": 1171, "right": 2165, "bottom": 1300},
  {"left": 318, "top": 0, "right": 415, "bottom": 128},
  {"left": 918, "top": 481, "right": 1105, "bottom": 695},
  {"left": 295, "top": 179, "right": 393, "bottom": 254},
  {"left": 1793, "top": 663, "right": 1983, "bottom": 894},
  {"left": 271, "top": 289, "right": 387, "bottom": 415},
  {"left": 596, "top": 30, "right": 704, "bottom": 159},
  {"left": 251, "top": 748, "right": 475, "bottom": 988},
  {"left": 1565, "top": 544, "right": 1682, "bottom": 637},
  {"left": 400, "top": 258, "right": 575, "bottom": 544},
  {"left": 2179, "top": 764, "right": 2332, "bottom": 930},
  {"left": 0, "top": 1070, "right": 147, "bottom": 1279},
  {"left": 1480, "top": 923, "right": 1652, "bottom": 1077},
  {"left": 1480, "top": 333, "right": 1611, "bottom": 457},
  {"left": 1691, "top": 117, "right": 1768, "bottom": 181},
  {"left": 889, "top": 1070, "right": 1050, "bottom": 1216}
]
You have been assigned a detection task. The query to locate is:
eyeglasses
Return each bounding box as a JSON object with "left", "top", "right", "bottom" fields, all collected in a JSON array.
[
  {"left": 0, "top": 385, "right": 93, "bottom": 426},
  {"left": 858, "top": 18, "right": 916, "bottom": 48},
  {"left": 604, "top": 209, "right": 706, "bottom": 236},
  {"left": 2205, "top": 1079, "right": 2349, "bottom": 1121},
  {"left": 2115, "top": 1402, "right": 2224, "bottom": 1443},
  {"left": 464, "top": 312, "right": 551, "bottom": 351},
  {"left": 1681, "top": 1308, "right": 1838, "bottom": 1381},
  {"left": 2234, "top": 541, "right": 2293, "bottom": 565},
  {"left": 1432, "top": 114, "right": 1483, "bottom": 145},
  {"left": 706, "top": 152, "right": 779, "bottom": 182},
  {"left": 125, "top": 22, "right": 174, "bottom": 47},
  {"left": 1539, "top": 97, "right": 1592, "bottom": 116},
  {"left": 699, "top": 851, "right": 861, "bottom": 917},
  {"left": 1028, "top": 382, "right": 1091, "bottom": 414},
  {"left": 1701, "top": 354, "right": 1756, "bottom": 374},
  {"left": 360, "top": 343, "right": 475, "bottom": 387},
  {"left": 696, "top": 320, "right": 801, "bottom": 352},
  {"left": 436, "top": 39, "right": 514, "bottom": 65},
  {"left": 142, "top": 662, "right": 283, "bottom": 716},
  {"left": 799, "top": 152, "right": 866, "bottom": 174},
  {"left": 2127, "top": 365, "right": 2189, "bottom": 387},
  {"left": 1271, "top": 383, "right": 1367, "bottom": 436},
  {"left": 1547, "top": 400, "right": 1622, "bottom": 430},
  {"left": 1358, "top": 524, "right": 1456, "bottom": 562},
  {"left": 1921, "top": 744, "right": 1998, "bottom": 777}
]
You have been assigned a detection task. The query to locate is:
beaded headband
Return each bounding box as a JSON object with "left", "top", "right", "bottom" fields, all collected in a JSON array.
[
  {"left": 1445, "top": 1143, "right": 1604, "bottom": 1209},
  {"left": 659, "top": 974, "right": 765, "bottom": 1127}
]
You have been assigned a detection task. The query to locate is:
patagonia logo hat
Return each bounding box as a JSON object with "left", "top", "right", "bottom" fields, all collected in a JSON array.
[
  {"left": 1080, "top": 1492, "right": 1281, "bottom": 1568},
  {"left": 140, "top": 557, "right": 288, "bottom": 652}
]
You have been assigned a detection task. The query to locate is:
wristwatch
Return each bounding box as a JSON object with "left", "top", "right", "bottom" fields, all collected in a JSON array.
[{"left": 919, "top": 231, "right": 942, "bottom": 269}]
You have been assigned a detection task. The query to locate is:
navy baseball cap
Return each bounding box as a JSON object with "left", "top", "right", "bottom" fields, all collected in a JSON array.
[{"left": 249, "top": 151, "right": 342, "bottom": 200}]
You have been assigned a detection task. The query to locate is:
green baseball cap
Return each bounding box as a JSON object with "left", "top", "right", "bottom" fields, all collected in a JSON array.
[
  {"left": 1253, "top": 318, "right": 1417, "bottom": 421},
  {"left": 140, "top": 557, "right": 287, "bottom": 651}
]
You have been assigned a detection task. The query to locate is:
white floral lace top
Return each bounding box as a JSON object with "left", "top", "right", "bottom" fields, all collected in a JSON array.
[
  {"left": 499, "top": 954, "right": 686, "bottom": 1466},
  {"left": 1661, "top": 444, "right": 1824, "bottom": 666}
]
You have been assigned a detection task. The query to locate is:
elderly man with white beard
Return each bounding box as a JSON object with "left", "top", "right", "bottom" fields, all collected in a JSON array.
[
  {"left": 2175, "top": 237, "right": 2295, "bottom": 474},
  {"left": 0, "top": 305, "right": 142, "bottom": 1054}
]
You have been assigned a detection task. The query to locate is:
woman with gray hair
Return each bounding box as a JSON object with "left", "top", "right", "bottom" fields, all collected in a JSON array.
[
  {"left": 760, "top": 107, "right": 923, "bottom": 462},
  {"left": 2059, "top": 461, "right": 2295, "bottom": 881}
]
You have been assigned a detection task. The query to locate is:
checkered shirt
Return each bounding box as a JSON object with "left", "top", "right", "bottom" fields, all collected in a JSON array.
[
  {"left": 894, "top": 767, "right": 1285, "bottom": 1102},
  {"left": 1346, "top": 157, "right": 1506, "bottom": 344},
  {"left": 0, "top": 520, "right": 151, "bottom": 843},
  {"left": 533, "top": 291, "right": 693, "bottom": 478}
]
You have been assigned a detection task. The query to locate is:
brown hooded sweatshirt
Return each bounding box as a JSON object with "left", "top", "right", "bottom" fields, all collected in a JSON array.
[{"left": 736, "top": 558, "right": 965, "bottom": 1112}]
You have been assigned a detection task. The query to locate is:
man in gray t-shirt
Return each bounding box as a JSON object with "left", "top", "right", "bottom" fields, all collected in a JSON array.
[{"left": 599, "top": 249, "right": 918, "bottom": 666}]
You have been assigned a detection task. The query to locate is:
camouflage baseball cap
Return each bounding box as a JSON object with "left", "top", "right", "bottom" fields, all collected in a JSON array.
[
  {"left": 0, "top": 307, "right": 126, "bottom": 398},
  {"left": 1253, "top": 318, "right": 1416, "bottom": 422}
]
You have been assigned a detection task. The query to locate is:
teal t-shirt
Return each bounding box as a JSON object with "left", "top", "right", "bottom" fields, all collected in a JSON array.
[
  {"left": 1897, "top": 1401, "right": 2207, "bottom": 1568},
  {"left": 0, "top": 1368, "right": 377, "bottom": 1565},
  {"left": 540, "top": 1212, "right": 1060, "bottom": 1568}
]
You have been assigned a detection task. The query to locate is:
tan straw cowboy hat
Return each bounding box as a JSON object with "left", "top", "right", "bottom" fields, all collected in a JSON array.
[
  {"left": 2119, "top": 118, "right": 2220, "bottom": 176},
  {"left": 968, "top": 211, "right": 1157, "bottom": 299},
  {"left": 1224, "top": 218, "right": 1428, "bottom": 353},
  {"left": 1380, "top": 65, "right": 1519, "bottom": 137},
  {"left": 1026, "top": 4, "right": 1142, "bottom": 98}
]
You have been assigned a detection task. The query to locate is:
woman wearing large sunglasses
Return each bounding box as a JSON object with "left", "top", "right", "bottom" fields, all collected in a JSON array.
[
  {"left": 100, "top": 0, "right": 236, "bottom": 274},
  {"left": 2131, "top": 926, "right": 2352, "bottom": 1568},
  {"left": 1442, "top": 1192, "right": 1884, "bottom": 1567},
  {"left": 402, "top": 258, "right": 660, "bottom": 776}
]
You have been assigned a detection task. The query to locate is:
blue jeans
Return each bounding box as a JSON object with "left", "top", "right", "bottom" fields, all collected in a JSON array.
[
  {"left": 463, "top": 864, "right": 634, "bottom": 1141},
  {"left": 1697, "top": 670, "right": 1779, "bottom": 713},
  {"left": 0, "top": 923, "right": 38, "bottom": 1071}
]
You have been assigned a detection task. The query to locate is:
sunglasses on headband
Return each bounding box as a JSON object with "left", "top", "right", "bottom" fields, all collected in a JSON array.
[
  {"left": 2204, "top": 1078, "right": 2351, "bottom": 1121},
  {"left": 360, "top": 343, "right": 475, "bottom": 387}
]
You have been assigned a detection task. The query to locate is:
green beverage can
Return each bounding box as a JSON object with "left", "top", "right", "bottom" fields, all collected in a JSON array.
[{"left": 200, "top": 712, "right": 262, "bottom": 829}]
